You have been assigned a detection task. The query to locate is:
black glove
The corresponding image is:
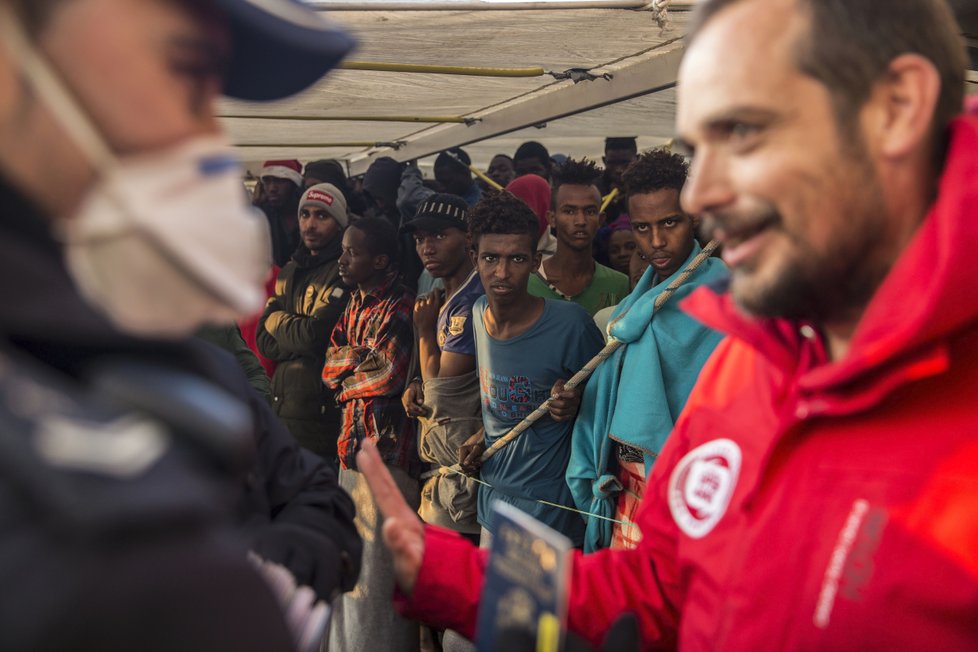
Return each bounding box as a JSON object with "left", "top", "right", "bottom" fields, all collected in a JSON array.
[{"left": 250, "top": 522, "right": 356, "bottom": 602}]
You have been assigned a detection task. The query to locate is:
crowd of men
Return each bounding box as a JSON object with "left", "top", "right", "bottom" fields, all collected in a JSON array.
[
  {"left": 244, "top": 133, "right": 719, "bottom": 651},
  {"left": 1, "top": 0, "right": 977, "bottom": 650}
]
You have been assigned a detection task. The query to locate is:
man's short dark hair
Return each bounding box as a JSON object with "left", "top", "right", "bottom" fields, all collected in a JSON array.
[
  {"left": 434, "top": 147, "right": 471, "bottom": 171},
  {"left": 551, "top": 157, "right": 602, "bottom": 197},
  {"left": 304, "top": 159, "right": 347, "bottom": 185},
  {"left": 605, "top": 137, "right": 638, "bottom": 154},
  {"left": 514, "top": 141, "right": 550, "bottom": 166},
  {"left": 621, "top": 148, "right": 689, "bottom": 198},
  {"left": 689, "top": 0, "right": 966, "bottom": 157},
  {"left": 349, "top": 216, "right": 399, "bottom": 266},
  {"left": 469, "top": 192, "right": 539, "bottom": 251}
]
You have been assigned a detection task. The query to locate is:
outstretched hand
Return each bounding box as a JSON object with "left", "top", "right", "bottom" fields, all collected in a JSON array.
[{"left": 357, "top": 439, "right": 425, "bottom": 595}]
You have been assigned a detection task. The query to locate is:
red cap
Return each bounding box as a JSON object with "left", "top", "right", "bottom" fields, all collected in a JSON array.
[{"left": 262, "top": 159, "right": 302, "bottom": 174}]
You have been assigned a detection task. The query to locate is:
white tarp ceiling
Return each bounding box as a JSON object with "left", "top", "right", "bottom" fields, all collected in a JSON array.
[
  {"left": 221, "top": 2, "right": 693, "bottom": 176},
  {"left": 221, "top": 0, "right": 978, "bottom": 177}
]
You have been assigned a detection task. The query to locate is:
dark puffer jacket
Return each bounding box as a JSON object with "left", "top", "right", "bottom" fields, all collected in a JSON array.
[
  {"left": 0, "top": 178, "right": 362, "bottom": 646},
  {"left": 257, "top": 239, "right": 350, "bottom": 445}
]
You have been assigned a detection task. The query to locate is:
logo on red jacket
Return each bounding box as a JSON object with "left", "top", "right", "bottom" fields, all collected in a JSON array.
[{"left": 668, "top": 438, "right": 742, "bottom": 538}]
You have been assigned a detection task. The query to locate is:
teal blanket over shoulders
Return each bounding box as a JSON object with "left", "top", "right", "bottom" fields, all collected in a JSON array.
[{"left": 567, "top": 243, "right": 728, "bottom": 552}]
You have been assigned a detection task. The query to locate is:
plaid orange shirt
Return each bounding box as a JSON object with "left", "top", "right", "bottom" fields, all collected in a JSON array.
[{"left": 322, "top": 273, "right": 419, "bottom": 475}]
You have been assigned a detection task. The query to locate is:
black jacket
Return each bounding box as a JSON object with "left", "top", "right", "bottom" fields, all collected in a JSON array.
[
  {"left": 257, "top": 241, "right": 349, "bottom": 426},
  {"left": 0, "top": 178, "right": 361, "bottom": 648}
]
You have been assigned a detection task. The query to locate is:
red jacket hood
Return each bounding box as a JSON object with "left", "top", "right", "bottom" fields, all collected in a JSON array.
[{"left": 684, "top": 115, "right": 978, "bottom": 412}]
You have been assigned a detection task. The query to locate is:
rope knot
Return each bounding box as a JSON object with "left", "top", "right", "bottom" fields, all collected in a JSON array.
[
  {"left": 643, "top": 0, "right": 672, "bottom": 29},
  {"left": 593, "top": 474, "right": 623, "bottom": 500}
]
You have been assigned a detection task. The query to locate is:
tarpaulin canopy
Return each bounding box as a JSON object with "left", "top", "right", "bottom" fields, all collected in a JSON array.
[
  {"left": 221, "top": 0, "right": 978, "bottom": 178},
  {"left": 221, "top": 1, "right": 691, "bottom": 176}
]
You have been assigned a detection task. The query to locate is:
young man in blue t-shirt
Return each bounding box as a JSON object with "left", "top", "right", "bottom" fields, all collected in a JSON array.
[
  {"left": 461, "top": 192, "right": 604, "bottom": 547},
  {"left": 400, "top": 194, "right": 485, "bottom": 540}
]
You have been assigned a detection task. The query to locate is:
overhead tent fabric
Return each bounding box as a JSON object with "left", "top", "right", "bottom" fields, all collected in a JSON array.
[
  {"left": 220, "top": 1, "right": 691, "bottom": 176},
  {"left": 222, "top": 0, "right": 978, "bottom": 177}
]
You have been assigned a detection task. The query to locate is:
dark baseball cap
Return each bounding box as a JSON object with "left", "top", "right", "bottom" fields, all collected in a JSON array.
[
  {"left": 214, "top": 0, "right": 357, "bottom": 101},
  {"left": 402, "top": 194, "right": 470, "bottom": 234}
]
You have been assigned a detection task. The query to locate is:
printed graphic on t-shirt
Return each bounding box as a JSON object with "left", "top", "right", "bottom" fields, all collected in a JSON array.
[
  {"left": 449, "top": 315, "right": 466, "bottom": 336},
  {"left": 435, "top": 272, "right": 483, "bottom": 356},
  {"left": 480, "top": 368, "right": 549, "bottom": 421}
]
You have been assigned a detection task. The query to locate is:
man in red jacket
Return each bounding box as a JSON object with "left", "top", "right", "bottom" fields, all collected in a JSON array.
[{"left": 358, "top": 0, "right": 978, "bottom": 649}]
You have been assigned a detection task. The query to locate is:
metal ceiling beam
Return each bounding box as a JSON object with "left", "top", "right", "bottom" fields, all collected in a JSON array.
[
  {"left": 221, "top": 114, "right": 477, "bottom": 124},
  {"left": 346, "top": 39, "right": 685, "bottom": 176},
  {"left": 309, "top": 1, "right": 703, "bottom": 9}
]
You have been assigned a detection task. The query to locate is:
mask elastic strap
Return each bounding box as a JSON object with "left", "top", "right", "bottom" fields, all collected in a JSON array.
[{"left": 0, "top": 4, "right": 117, "bottom": 172}]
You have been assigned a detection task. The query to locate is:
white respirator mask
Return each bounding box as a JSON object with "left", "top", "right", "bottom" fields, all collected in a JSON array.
[{"left": 0, "top": 6, "right": 271, "bottom": 338}]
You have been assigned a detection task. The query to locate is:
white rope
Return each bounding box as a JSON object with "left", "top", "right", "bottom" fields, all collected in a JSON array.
[{"left": 642, "top": 0, "right": 672, "bottom": 29}]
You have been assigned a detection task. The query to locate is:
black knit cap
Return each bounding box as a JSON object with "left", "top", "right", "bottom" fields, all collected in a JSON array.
[{"left": 402, "top": 193, "right": 469, "bottom": 234}]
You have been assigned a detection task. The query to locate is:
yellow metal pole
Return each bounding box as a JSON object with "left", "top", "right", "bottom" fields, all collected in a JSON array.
[
  {"left": 600, "top": 187, "right": 620, "bottom": 213},
  {"left": 235, "top": 142, "right": 400, "bottom": 148},
  {"left": 221, "top": 114, "right": 473, "bottom": 124},
  {"left": 445, "top": 151, "right": 504, "bottom": 191},
  {"left": 339, "top": 61, "right": 545, "bottom": 78}
]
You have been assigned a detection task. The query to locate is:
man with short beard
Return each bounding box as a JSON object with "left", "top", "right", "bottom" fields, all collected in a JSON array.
[
  {"left": 357, "top": 0, "right": 978, "bottom": 648},
  {"left": 258, "top": 183, "right": 351, "bottom": 465}
]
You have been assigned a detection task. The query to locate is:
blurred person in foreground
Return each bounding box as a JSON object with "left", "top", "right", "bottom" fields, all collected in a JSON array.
[
  {"left": 0, "top": 0, "right": 361, "bottom": 648},
  {"left": 358, "top": 0, "right": 978, "bottom": 648}
]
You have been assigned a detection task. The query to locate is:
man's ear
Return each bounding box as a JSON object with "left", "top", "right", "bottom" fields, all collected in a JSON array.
[
  {"left": 532, "top": 251, "right": 543, "bottom": 272},
  {"left": 866, "top": 53, "right": 941, "bottom": 160},
  {"left": 546, "top": 209, "right": 556, "bottom": 227}
]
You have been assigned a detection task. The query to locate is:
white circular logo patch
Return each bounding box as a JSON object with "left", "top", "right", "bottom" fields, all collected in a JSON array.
[{"left": 668, "top": 438, "right": 742, "bottom": 539}]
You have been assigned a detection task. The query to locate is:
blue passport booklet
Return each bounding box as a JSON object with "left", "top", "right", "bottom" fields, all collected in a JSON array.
[{"left": 475, "top": 501, "right": 572, "bottom": 652}]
